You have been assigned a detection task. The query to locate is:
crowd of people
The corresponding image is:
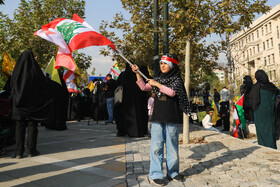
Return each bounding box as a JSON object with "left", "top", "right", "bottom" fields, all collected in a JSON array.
[
  {"left": 201, "top": 71, "right": 280, "bottom": 150},
  {"left": 1, "top": 50, "right": 280, "bottom": 186},
  {"left": 201, "top": 86, "right": 230, "bottom": 133}
]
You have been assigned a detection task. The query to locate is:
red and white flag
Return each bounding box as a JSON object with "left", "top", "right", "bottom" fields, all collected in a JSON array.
[
  {"left": 63, "top": 70, "right": 80, "bottom": 93},
  {"left": 35, "top": 14, "right": 117, "bottom": 72}
]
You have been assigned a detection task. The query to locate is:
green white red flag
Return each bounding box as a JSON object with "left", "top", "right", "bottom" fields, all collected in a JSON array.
[
  {"left": 232, "top": 95, "right": 246, "bottom": 138},
  {"left": 107, "top": 62, "right": 121, "bottom": 80},
  {"left": 105, "top": 62, "right": 121, "bottom": 81},
  {"left": 35, "top": 14, "right": 117, "bottom": 72}
]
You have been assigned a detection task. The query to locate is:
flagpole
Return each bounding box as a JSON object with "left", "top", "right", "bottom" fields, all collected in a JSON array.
[{"left": 117, "top": 52, "right": 148, "bottom": 80}]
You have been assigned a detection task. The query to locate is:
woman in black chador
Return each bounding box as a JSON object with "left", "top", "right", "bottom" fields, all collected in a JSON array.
[
  {"left": 242, "top": 75, "right": 254, "bottom": 123},
  {"left": 91, "top": 79, "right": 108, "bottom": 121},
  {"left": 43, "top": 73, "right": 68, "bottom": 131},
  {"left": 114, "top": 64, "right": 149, "bottom": 137},
  {"left": 250, "top": 70, "right": 279, "bottom": 149},
  {"left": 10, "top": 51, "right": 54, "bottom": 158}
]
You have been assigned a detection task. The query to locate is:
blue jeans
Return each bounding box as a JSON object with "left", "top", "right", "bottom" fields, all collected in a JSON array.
[
  {"left": 106, "top": 97, "right": 114, "bottom": 123},
  {"left": 215, "top": 101, "right": 220, "bottom": 112},
  {"left": 149, "top": 122, "right": 180, "bottom": 180}
]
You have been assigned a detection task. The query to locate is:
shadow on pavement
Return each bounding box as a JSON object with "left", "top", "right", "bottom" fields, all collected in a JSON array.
[
  {"left": 187, "top": 141, "right": 229, "bottom": 161},
  {"left": 183, "top": 145, "right": 260, "bottom": 176},
  {"left": 1, "top": 152, "right": 125, "bottom": 186}
]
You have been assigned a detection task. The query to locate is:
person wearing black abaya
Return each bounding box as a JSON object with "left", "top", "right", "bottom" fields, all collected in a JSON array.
[
  {"left": 114, "top": 64, "right": 149, "bottom": 137},
  {"left": 250, "top": 70, "right": 279, "bottom": 149},
  {"left": 242, "top": 75, "right": 254, "bottom": 123},
  {"left": 10, "top": 51, "right": 54, "bottom": 158},
  {"left": 82, "top": 88, "right": 92, "bottom": 118},
  {"left": 43, "top": 73, "right": 68, "bottom": 131},
  {"left": 91, "top": 79, "right": 108, "bottom": 121},
  {"left": 0, "top": 78, "right": 16, "bottom": 155}
]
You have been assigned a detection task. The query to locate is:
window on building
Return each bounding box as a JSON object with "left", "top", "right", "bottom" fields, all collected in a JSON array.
[
  {"left": 249, "top": 35, "right": 251, "bottom": 42},
  {"left": 272, "top": 54, "right": 275, "bottom": 63},
  {"left": 257, "top": 30, "right": 259, "bottom": 38},
  {"left": 243, "top": 52, "right": 245, "bottom": 58},
  {"left": 271, "top": 38, "right": 273, "bottom": 47},
  {"left": 263, "top": 42, "right": 266, "bottom": 50},
  {"left": 273, "top": 70, "right": 276, "bottom": 80},
  {"left": 250, "top": 48, "right": 252, "bottom": 56},
  {"left": 264, "top": 57, "right": 267, "bottom": 65},
  {"left": 278, "top": 26, "right": 280, "bottom": 39},
  {"left": 269, "top": 22, "right": 272, "bottom": 31},
  {"left": 268, "top": 55, "right": 270, "bottom": 64},
  {"left": 221, "top": 76, "right": 224, "bottom": 79},
  {"left": 269, "top": 71, "right": 272, "bottom": 80},
  {"left": 252, "top": 33, "right": 254, "bottom": 41},
  {"left": 267, "top": 40, "right": 269, "bottom": 49},
  {"left": 279, "top": 43, "right": 280, "bottom": 55},
  {"left": 216, "top": 73, "right": 218, "bottom": 75},
  {"left": 257, "top": 44, "right": 260, "bottom": 52},
  {"left": 253, "top": 47, "right": 255, "bottom": 54},
  {"left": 262, "top": 27, "right": 264, "bottom": 35},
  {"left": 265, "top": 24, "right": 268, "bottom": 33}
]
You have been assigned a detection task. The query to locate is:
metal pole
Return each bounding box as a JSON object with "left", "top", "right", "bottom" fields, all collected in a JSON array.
[
  {"left": 153, "top": 0, "right": 160, "bottom": 76},
  {"left": 163, "top": 2, "right": 169, "bottom": 54},
  {"left": 117, "top": 52, "right": 148, "bottom": 80},
  {"left": 183, "top": 38, "right": 190, "bottom": 144}
]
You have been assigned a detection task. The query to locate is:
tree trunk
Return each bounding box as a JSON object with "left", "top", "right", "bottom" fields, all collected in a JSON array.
[
  {"left": 183, "top": 38, "right": 190, "bottom": 144},
  {"left": 226, "top": 32, "right": 234, "bottom": 134}
]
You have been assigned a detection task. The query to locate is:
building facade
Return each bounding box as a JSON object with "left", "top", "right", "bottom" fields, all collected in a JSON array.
[
  {"left": 213, "top": 67, "right": 225, "bottom": 83},
  {"left": 230, "top": 3, "right": 280, "bottom": 87}
]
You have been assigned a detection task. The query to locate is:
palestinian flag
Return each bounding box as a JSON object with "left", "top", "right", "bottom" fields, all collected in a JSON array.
[
  {"left": 35, "top": 14, "right": 116, "bottom": 72},
  {"left": 232, "top": 95, "right": 246, "bottom": 138}
]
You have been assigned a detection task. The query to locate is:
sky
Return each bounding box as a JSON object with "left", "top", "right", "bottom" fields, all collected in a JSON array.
[
  {"left": 1, "top": 0, "right": 280, "bottom": 76},
  {"left": 1, "top": 0, "right": 130, "bottom": 76}
]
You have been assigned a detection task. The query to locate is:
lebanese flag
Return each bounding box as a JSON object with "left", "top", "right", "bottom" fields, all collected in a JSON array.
[
  {"left": 35, "top": 19, "right": 75, "bottom": 71},
  {"left": 72, "top": 13, "right": 117, "bottom": 51},
  {"left": 35, "top": 14, "right": 117, "bottom": 72},
  {"left": 232, "top": 95, "right": 246, "bottom": 138}
]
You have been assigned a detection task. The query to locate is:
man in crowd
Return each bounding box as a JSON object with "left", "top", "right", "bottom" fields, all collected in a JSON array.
[{"left": 104, "top": 74, "right": 116, "bottom": 124}]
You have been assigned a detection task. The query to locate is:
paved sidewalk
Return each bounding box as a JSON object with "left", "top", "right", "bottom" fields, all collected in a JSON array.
[
  {"left": 126, "top": 124, "right": 280, "bottom": 187},
  {"left": 0, "top": 121, "right": 126, "bottom": 187},
  {"left": 1, "top": 121, "right": 280, "bottom": 187}
]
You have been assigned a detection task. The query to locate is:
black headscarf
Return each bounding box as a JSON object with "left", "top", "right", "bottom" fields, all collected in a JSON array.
[
  {"left": 243, "top": 75, "right": 253, "bottom": 94},
  {"left": 250, "top": 70, "right": 279, "bottom": 111},
  {"left": 154, "top": 64, "right": 190, "bottom": 114},
  {"left": 10, "top": 50, "right": 54, "bottom": 121}
]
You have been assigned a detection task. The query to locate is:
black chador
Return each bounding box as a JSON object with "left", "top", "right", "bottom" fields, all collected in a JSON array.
[
  {"left": 10, "top": 51, "right": 54, "bottom": 157},
  {"left": 115, "top": 65, "right": 149, "bottom": 137},
  {"left": 43, "top": 73, "right": 68, "bottom": 131}
]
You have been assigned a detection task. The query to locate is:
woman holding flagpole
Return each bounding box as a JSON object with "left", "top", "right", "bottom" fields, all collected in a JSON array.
[{"left": 131, "top": 53, "right": 190, "bottom": 186}]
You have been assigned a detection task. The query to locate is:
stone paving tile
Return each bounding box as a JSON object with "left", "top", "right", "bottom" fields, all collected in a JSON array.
[
  {"left": 0, "top": 121, "right": 126, "bottom": 187},
  {"left": 125, "top": 124, "right": 280, "bottom": 186}
]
